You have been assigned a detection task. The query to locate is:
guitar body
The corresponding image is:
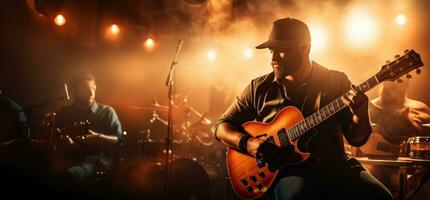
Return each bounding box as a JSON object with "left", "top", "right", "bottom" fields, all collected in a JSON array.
[
  {"left": 359, "top": 132, "right": 400, "bottom": 158},
  {"left": 227, "top": 106, "right": 310, "bottom": 200}
]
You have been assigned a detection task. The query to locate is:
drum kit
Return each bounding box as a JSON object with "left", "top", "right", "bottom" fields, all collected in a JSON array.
[
  {"left": 401, "top": 136, "right": 430, "bottom": 160},
  {"left": 396, "top": 124, "right": 430, "bottom": 160},
  {"left": 132, "top": 97, "right": 225, "bottom": 172},
  {"left": 128, "top": 96, "right": 227, "bottom": 198}
]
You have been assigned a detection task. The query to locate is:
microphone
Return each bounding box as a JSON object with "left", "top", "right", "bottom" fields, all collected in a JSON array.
[
  {"left": 165, "top": 39, "right": 184, "bottom": 86},
  {"left": 173, "top": 40, "right": 184, "bottom": 65},
  {"left": 64, "top": 83, "right": 70, "bottom": 100}
]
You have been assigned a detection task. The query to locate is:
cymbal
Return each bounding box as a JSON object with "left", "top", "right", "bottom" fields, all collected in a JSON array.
[{"left": 130, "top": 102, "right": 169, "bottom": 111}]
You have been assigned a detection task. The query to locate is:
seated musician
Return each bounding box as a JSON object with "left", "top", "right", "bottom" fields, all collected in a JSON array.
[
  {"left": 56, "top": 72, "right": 123, "bottom": 184},
  {"left": 213, "top": 17, "right": 393, "bottom": 199},
  {"left": 369, "top": 79, "right": 430, "bottom": 144},
  {"left": 365, "top": 79, "right": 430, "bottom": 197}
]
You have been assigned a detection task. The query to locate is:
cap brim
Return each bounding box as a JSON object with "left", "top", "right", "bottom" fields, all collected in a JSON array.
[{"left": 255, "top": 40, "right": 296, "bottom": 49}]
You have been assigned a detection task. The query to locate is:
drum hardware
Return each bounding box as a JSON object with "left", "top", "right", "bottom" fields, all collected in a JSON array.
[
  {"left": 407, "top": 136, "right": 430, "bottom": 159},
  {"left": 24, "top": 83, "right": 70, "bottom": 142},
  {"left": 149, "top": 111, "right": 168, "bottom": 126},
  {"left": 130, "top": 98, "right": 171, "bottom": 111}
]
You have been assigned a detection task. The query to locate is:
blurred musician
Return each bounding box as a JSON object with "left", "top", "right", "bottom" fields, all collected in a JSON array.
[
  {"left": 365, "top": 79, "right": 430, "bottom": 197},
  {"left": 0, "top": 90, "right": 28, "bottom": 144},
  {"left": 0, "top": 90, "right": 52, "bottom": 194},
  {"left": 56, "top": 72, "right": 123, "bottom": 184},
  {"left": 369, "top": 79, "right": 430, "bottom": 143}
]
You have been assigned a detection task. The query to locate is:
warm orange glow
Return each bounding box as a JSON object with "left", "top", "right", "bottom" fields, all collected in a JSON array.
[
  {"left": 345, "top": 9, "right": 378, "bottom": 46},
  {"left": 309, "top": 25, "right": 328, "bottom": 52},
  {"left": 395, "top": 14, "right": 407, "bottom": 26},
  {"left": 54, "top": 14, "right": 66, "bottom": 26},
  {"left": 144, "top": 38, "right": 155, "bottom": 49},
  {"left": 207, "top": 50, "right": 217, "bottom": 61},
  {"left": 110, "top": 24, "right": 120, "bottom": 35},
  {"left": 243, "top": 48, "right": 253, "bottom": 58}
]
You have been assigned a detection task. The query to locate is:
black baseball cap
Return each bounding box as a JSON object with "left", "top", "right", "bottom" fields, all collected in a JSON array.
[{"left": 256, "top": 17, "right": 311, "bottom": 49}]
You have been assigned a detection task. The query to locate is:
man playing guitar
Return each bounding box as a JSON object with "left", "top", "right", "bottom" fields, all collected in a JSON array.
[
  {"left": 213, "top": 18, "right": 393, "bottom": 199},
  {"left": 56, "top": 72, "right": 123, "bottom": 186}
]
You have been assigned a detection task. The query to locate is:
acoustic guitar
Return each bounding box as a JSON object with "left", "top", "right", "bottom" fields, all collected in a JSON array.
[{"left": 226, "top": 49, "right": 424, "bottom": 199}]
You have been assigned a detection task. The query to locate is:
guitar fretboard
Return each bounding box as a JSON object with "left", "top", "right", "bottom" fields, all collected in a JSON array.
[{"left": 277, "top": 75, "right": 380, "bottom": 143}]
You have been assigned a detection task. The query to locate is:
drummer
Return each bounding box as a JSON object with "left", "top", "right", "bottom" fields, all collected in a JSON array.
[
  {"left": 369, "top": 79, "right": 430, "bottom": 143},
  {"left": 367, "top": 78, "right": 430, "bottom": 196}
]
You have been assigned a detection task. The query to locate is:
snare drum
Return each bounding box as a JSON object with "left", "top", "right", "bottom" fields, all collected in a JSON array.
[{"left": 407, "top": 136, "right": 430, "bottom": 159}]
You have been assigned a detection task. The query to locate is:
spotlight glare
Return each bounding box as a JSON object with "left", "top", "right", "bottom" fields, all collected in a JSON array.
[
  {"left": 110, "top": 24, "right": 120, "bottom": 35},
  {"left": 395, "top": 14, "right": 407, "bottom": 26},
  {"left": 144, "top": 38, "right": 155, "bottom": 49},
  {"left": 309, "top": 25, "right": 327, "bottom": 52},
  {"left": 207, "top": 50, "right": 217, "bottom": 61},
  {"left": 345, "top": 10, "right": 378, "bottom": 46},
  {"left": 243, "top": 48, "right": 253, "bottom": 58},
  {"left": 54, "top": 14, "right": 66, "bottom": 26}
]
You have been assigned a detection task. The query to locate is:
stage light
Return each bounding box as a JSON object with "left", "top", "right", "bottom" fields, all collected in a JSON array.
[
  {"left": 144, "top": 38, "right": 155, "bottom": 49},
  {"left": 54, "top": 14, "right": 66, "bottom": 26},
  {"left": 110, "top": 24, "right": 120, "bottom": 35},
  {"left": 309, "top": 25, "right": 327, "bottom": 52},
  {"left": 207, "top": 50, "right": 217, "bottom": 61},
  {"left": 345, "top": 10, "right": 378, "bottom": 46},
  {"left": 243, "top": 48, "right": 253, "bottom": 58},
  {"left": 395, "top": 14, "right": 407, "bottom": 26}
]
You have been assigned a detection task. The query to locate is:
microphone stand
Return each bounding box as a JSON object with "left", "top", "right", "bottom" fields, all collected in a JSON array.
[{"left": 163, "top": 40, "right": 183, "bottom": 200}]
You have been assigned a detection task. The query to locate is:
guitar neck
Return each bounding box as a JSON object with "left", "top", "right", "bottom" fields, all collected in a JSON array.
[{"left": 280, "top": 75, "right": 381, "bottom": 142}]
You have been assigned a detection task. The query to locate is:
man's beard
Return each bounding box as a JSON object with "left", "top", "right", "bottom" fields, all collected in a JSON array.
[
  {"left": 76, "top": 97, "right": 94, "bottom": 107},
  {"left": 273, "top": 50, "right": 303, "bottom": 80}
]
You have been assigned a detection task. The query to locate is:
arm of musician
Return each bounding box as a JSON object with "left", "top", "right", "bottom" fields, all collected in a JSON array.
[
  {"left": 216, "top": 122, "right": 264, "bottom": 157},
  {"left": 344, "top": 109, "right": 372, "bottom": 147},
  {"left": 87, "top": 130, "right": 118, "bottom": 145},
  {"left": 340, "top": 89, "right": 372, "bottom": 147},
  {"left": 85, "top": 107, "right": 123, "bottom": 146}
]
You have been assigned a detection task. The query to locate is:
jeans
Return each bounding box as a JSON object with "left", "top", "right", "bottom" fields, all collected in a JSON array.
[{"left": 274, "top": 158, "right": 394, "bottom": 200}]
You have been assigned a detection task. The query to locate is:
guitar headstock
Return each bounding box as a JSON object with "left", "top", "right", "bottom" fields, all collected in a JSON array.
[{"left": 376, "top": 49, "right": 424, "bottom": 82}]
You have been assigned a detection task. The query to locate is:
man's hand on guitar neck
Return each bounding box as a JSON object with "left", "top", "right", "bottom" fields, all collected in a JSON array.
[
  {"left": 341, "top": 86, "right": 372, "bottom": 146},
  {"left": 342, "top": 86, "right": 369, "bottom": 121}
]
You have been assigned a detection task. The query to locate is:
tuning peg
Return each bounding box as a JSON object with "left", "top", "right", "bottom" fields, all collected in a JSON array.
[
  {"left": 386, "top": 60, "right": 390, "bottom": 64},
  {"left": 406, "top": 74, "right": 412, "bottom": 79},
  {"left": 404, "top": 49, "right": 410, "bottom": 53},
  {"left": 395, "top": 54, "right": 400, "bottom": 59},
  {"left": 416, "top": 68, "right": 422, "bottom": 74},
  {"left": 397, "top": 79, "right": 403, "bottom": 84}
]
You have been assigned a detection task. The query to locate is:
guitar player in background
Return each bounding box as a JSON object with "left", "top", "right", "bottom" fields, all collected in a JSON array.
[
  {"left": 363, "top": 78, "right": 430, "bottom": 198},
  {"left": 213, "top": 17, "right": 393, "bottom": 200},
  {"left": 55, "top": 72, "right": 124, "bottom": 190}
]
